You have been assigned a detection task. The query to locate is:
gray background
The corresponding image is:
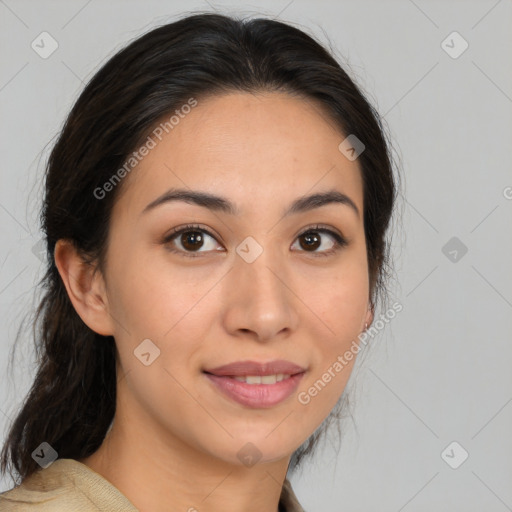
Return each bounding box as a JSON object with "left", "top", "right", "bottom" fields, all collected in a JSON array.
[{"left": 1, "top": 0, "right": 511, "bottom": 510}]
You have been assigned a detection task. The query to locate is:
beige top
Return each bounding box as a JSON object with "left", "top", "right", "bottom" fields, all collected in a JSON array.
[{"left": 0, "top": 458, "right": 305, "bottom": 511}]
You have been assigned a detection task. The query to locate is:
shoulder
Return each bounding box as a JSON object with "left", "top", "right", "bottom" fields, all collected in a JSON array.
[
  {"left": 280, "top": 477, "right": 306, "bottom": 512},
  {"left": 0, "top": 458, "right": 138, "bottom": 511}
]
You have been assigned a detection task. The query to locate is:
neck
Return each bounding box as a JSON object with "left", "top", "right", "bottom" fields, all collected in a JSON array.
[{"left": 79, "top": 387, "right": 290, "bottom": 512}]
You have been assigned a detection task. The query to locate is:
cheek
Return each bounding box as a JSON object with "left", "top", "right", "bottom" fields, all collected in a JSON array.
[
  {"left": 296, "top": 255, "right": 368, "bottom": 406},
  {"left": 109, "top": 246, "right": 217, "bottom": 339},
  {"left": 109, "top": 257, "right": 214, "bottom": 403},
  {"left": 304, "top": 254, "right": 369, "bottom": 337},
  {"left": 108, "top": 254, "right": 225, "bottom": 403}
]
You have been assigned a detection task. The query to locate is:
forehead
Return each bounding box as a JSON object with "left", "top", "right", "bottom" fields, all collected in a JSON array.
[{"left": 115, "top": 91, "right": 364, "bottom": 220}]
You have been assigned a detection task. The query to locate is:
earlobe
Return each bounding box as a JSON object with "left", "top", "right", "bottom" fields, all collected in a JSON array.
[{"left": 53, "top": 239, "right": 114, "bottom": 336}]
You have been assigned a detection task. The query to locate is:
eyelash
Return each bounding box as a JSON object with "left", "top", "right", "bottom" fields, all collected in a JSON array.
[{"left": 162, "top": 223, "right": 348, "bottom": 259}]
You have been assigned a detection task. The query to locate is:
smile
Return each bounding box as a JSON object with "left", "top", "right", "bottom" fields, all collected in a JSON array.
[{"left": 232, "top": 374, "right": 291, "bottom": 384}]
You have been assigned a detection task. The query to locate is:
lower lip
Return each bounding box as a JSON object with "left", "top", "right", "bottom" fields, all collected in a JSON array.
[{"left": 204, "top": 372, "right": 305, "bottom": 408}]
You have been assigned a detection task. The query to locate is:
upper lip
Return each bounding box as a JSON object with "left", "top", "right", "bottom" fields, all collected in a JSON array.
[{"left": 203, "top": 359, "right": 306, "bottom": 377}]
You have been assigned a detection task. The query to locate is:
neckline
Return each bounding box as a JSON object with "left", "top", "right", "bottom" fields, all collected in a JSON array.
[
  {"left": 42, "top": 458, "right": 139, "bottom": 510},
  {"left": 45, "top": 458, "right": 301, "bottom": 512}
]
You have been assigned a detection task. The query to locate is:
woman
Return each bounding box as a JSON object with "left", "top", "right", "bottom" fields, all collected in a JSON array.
[{"left": 0, "top": 11, "right": 397, "bottom": 512}]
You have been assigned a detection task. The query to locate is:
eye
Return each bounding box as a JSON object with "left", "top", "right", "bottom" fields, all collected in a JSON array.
[
  {"left": 291, "top": 225, "right": 348, "bottom": 257},
  {"left": 162, "top": 224, "right": 223, "bottom": 258},
  {"left": 162, "top": 223, "right": 348, "bottom": 258}
]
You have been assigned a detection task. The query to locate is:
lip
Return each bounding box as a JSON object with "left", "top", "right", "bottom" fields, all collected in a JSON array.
[
  {"left": 203, "top": 359, "right": 306, "bottom": 377},
  {"left": 203, "top": 359, "right": 307, "bottom": 408},
  {"left": 204, "top": 372, "right": 305, "bottom": 408}
]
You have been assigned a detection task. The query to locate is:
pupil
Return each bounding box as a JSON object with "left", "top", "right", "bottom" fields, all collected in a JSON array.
[
  {"left": 182, "top": 231, "right": 203, "bottom": 250},
  {"left": 301, "top": 232, "right": 320, "bottom": 251}
]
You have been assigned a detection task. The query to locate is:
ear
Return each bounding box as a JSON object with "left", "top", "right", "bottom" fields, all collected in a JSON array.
[{"left": 53, "top": 239, "right": 115, "bottom": 336}]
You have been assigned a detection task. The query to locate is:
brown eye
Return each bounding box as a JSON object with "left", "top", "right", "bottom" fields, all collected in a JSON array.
[
  {"left": 163, "top": 224, "right": 347, "bottom": 258},
  {"left": 180, "top": 230, "right": 205, "bottom": 251},
  {"left": 163, "top": 224, "right": 222, "bottom": 257},
  {"left": 292, "top": 226, "right": 348, "bottom": 256},
  {"left": 298, "top": 231, "right": 321, "bottom": 251}
]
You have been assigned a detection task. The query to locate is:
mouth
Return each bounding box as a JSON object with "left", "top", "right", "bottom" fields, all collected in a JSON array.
[
  {"left": 218, "top": 373, "right": 296, "bottom": 384},
  {"left": 202, "top": 360, "right": 306, "bottom": 408}
]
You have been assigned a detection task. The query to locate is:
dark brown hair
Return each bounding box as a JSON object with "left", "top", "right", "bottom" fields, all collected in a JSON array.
[{"left": 1, "top": 11, "right": 399, "bottom": 485}]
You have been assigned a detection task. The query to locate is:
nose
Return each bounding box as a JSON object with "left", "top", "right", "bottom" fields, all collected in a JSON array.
[{"left": 222, "top": 244, "right": 300, "bottom": 343}]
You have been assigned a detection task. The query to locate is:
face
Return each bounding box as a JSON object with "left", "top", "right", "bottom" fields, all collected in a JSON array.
[{"left": 95, "top": 92, "right": 371, "bottom": 465}]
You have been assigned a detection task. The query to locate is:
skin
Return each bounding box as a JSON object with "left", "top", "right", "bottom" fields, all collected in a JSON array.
[{"left": 54, "top": 91, "right": 374, "bottom": 512}]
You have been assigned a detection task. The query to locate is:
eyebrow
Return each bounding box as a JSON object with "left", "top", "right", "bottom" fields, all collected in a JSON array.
[{"left": 141, "top": 187, "right": 360, "bottom": 219}]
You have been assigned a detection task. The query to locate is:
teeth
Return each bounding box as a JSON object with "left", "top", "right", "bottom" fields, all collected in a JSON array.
[{"left": 232, "top": 374, "right": 291, "bottom": 384}]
